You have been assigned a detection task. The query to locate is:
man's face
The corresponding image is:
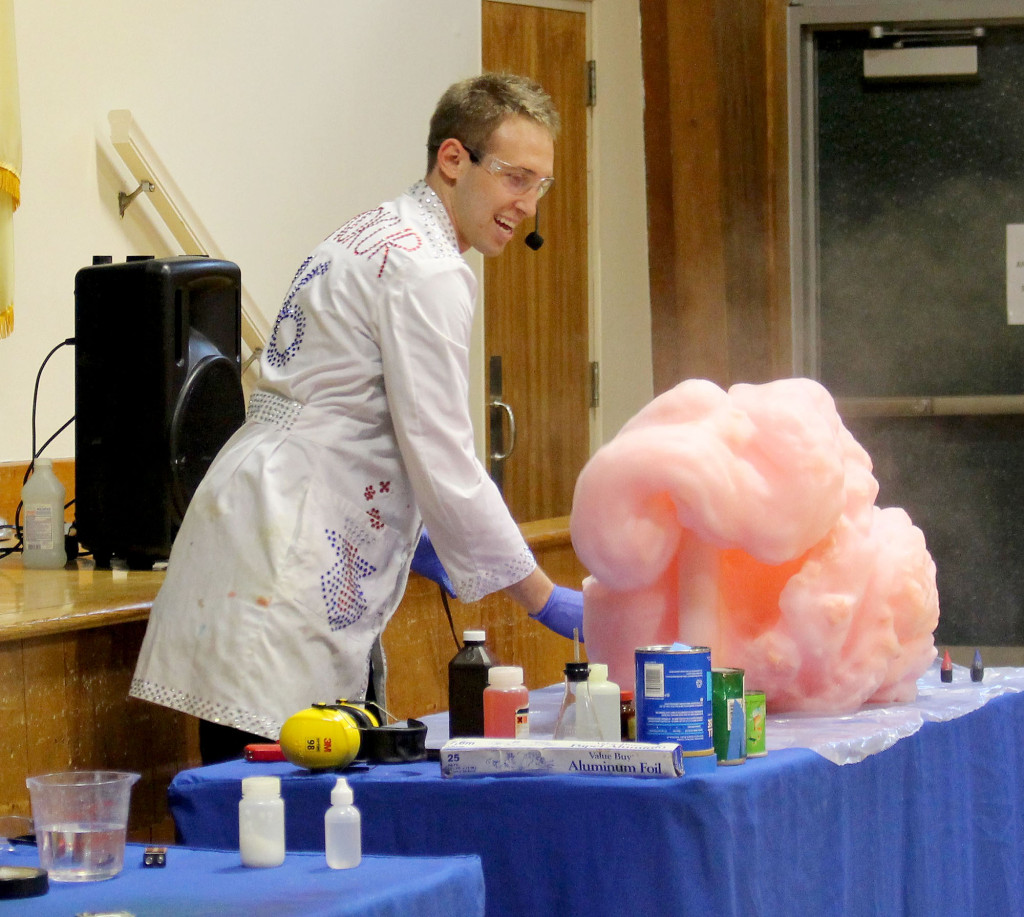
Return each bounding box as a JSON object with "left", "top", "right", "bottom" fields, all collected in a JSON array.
[{"left": 449, "top": 116, "right": 555, "bottom": 257}]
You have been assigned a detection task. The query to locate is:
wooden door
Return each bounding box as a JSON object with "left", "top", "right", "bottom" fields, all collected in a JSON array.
[{"left": 482, "top": 1, "right": 590, "bottom": 523}]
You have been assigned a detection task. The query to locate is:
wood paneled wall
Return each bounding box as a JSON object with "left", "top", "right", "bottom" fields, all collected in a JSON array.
[
  {"left": 0, "top": 514, "right": 586, "bottom": 844},
  {"left": 0, "top": 621, "right": 199, "bottom": 844},
  {"left": 640, "top": 0, "right": 792, "bottom": 394},
  {"left": 382, "top": 518, "right": 588, "bottom": 718}
]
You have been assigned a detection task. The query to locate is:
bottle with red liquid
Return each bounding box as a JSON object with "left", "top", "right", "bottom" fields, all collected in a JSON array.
[{"left": 483, "top": 666, "right": 529, "bottom": 739}]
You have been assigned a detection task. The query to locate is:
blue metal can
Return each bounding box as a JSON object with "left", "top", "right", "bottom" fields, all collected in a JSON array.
[{"left": 635, "top": 645, "right": 713, "bottom": 767}]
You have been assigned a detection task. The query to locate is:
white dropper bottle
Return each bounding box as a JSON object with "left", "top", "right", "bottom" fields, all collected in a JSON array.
[{"left": 325, "top": 777, "right": 361, "bottom": 869}]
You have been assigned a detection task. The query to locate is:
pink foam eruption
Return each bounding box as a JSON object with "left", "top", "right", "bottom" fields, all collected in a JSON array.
[{"left": 570, "top": 378, "right": 939, "bottom": 714}]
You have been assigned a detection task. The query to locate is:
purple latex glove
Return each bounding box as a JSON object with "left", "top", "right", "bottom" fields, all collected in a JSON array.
[
  {"left": 410, "top": 528, "right": 456, "bottom": 597},
  {"left": 530, "top": 585, "right": 584, "bottom": 642}
]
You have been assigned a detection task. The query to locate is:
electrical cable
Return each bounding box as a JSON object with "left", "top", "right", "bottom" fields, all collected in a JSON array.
[
  {"left": 23, "top": 414, "right": 75, "bottom": 484},
  {"left": 30, "top": 337, "right": 75, "bottom": 469},
  {"left": 440, "top": 587, "right": 462, "bottom": 651},
  {"left": 13, "top": 413, "right": 75, "bottom": 539}
]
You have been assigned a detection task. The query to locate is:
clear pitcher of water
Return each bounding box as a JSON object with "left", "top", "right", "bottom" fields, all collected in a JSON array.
[{"left": 26, "top": 770, "right": 140, "bottom": 882}]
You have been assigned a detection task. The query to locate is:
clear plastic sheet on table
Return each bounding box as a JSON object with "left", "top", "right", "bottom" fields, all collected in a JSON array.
[
  {"left": 423, "top": 662, "right": 1024, "bottom": 767},
  {"left": 767, "top": 661, "right": 1024, "bottom": 765}
]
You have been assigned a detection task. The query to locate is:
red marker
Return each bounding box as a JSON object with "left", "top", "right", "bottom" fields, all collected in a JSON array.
[{"left": 940, "top": 649, "right": 953, "bottom": 683}]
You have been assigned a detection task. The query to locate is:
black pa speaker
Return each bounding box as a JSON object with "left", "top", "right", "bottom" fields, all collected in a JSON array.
[{"left": 74, "top": 255, "right": 246, "bottom": 568}]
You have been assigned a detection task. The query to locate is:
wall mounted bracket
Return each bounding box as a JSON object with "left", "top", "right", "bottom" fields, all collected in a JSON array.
[
  {"left": 108, "top": 109, "right": 270, "bottom": 373},
  {"left": 118, "top": 180, "right": 155, "bottom": 217}
]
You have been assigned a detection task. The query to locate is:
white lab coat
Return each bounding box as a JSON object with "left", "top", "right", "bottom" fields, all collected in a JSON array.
[{"left": 129, "top": 182, "right": 536, "bottom": 738}]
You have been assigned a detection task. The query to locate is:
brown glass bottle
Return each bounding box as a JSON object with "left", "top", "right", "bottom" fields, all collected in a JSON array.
[{"left": 447, "top": 630, "right": 498, "bottom": 738}]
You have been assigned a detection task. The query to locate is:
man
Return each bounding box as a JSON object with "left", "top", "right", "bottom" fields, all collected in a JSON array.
[{"left": 129, "top": 73, "right": 584, "bottom": 763}]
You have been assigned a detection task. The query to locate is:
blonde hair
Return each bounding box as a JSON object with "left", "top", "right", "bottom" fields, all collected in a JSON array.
[{"left": 426, "top": 72, "right": 560, "bottom": 172}]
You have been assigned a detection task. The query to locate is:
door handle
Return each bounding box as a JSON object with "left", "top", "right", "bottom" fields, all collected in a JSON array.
[{"left": 489, "top": 399, "right": 517, "bottom": 461}]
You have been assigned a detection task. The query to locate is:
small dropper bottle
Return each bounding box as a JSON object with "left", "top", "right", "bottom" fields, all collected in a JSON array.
[{"left": 324, "top": 776, "right": 361, "bottom": 869}]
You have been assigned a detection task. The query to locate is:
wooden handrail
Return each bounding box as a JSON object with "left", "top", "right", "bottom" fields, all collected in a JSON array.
[{"left": 108, "top": 109, "right": 270, "bottom": 377}]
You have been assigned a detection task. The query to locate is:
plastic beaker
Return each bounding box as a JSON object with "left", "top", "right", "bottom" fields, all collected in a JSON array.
[{"left": 26, "top": 770, "right": 140, "bottom": 882}]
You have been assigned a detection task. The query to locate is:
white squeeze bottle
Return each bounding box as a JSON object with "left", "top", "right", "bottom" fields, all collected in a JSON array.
[
  {"left": 21, "top": 458, "right": 67, "bottom": 569},
  {"left": 325, "top": 777, "right": 361, "bottom": 869},
  {"left": 587, "top": 663, "right": 622, "bottom": 742},
  {"left": 239, "top": 776, "right": 286, "bottom": 867}
]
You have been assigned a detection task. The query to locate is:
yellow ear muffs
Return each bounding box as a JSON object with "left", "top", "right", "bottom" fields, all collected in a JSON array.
[{"left": 278, "top": 704, "right": 363, "bottom": 770}]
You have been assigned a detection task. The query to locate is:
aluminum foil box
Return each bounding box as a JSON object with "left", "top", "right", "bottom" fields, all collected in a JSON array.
[{"left": 440, "top": 738, "right": 685, "bottom": 778}]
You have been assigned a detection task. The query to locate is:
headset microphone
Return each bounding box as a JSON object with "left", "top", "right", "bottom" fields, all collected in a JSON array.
[{"left": 524, "top": 210, "right": 544, "bottom": 250}]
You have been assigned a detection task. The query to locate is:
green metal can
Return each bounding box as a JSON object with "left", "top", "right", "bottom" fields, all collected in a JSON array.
[
  {"left": 745, "top": 690, "right": 767, "bottom": 757},
  {"left": 711, "top": 668, "right": 746, "bottom": 765}
]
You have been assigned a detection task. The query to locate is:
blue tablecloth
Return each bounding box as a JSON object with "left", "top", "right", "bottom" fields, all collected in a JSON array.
[
  {"left": 0, "top": 842, "right": 484, "bottom": 916},
  {"left": 167, "top": 688, "right": 1024, "bottom": 917}
]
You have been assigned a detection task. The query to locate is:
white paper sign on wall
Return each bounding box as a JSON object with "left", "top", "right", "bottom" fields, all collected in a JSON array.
[{"left": 1007, "top": 224, "right": 1024, "bottom": 326}]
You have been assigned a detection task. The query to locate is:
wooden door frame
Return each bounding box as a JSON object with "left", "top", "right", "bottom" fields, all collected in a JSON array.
[{"left": 469, "top": 0, "right": 600, "bottom": 466}]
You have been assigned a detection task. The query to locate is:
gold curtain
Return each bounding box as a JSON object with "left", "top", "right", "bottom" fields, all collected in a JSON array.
[{"left": 0, "top": 0, "right": 22, "bottom": 339}]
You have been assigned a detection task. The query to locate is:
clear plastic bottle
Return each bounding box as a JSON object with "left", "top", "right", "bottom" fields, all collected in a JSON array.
[
  {"left": 239, "top": 775, "right": 285, "bottom": 867},
  {"left": 587, "top": 663, "right": 622, "bottom": 742},
  {"left": 324, "top": 777, "right": 361, "bottom": 869},
  {"left": 448, "top": 629, "right": 498, "bottom": 737},
  {"left": 21, "top": 458, "right": 67, "bottom": 569},
  {"left": 553, "top": 662, "right": 601, "bottom": 740},
  {"left": 483, "top": 666, "right": 530, "bottom": 738}
]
